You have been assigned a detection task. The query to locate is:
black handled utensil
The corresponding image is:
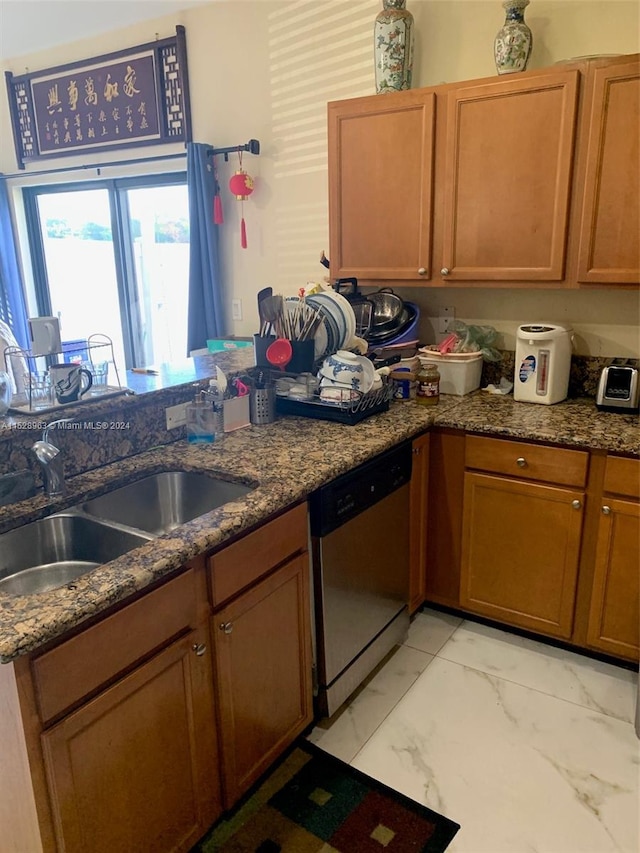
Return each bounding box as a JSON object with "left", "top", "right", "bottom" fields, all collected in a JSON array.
[{"left": 257, "top": 287, "right": 273, "bottom": 336}]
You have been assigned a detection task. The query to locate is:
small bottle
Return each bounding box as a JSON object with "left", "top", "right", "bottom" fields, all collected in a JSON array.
[
  {"left": 186, "top": 391, "right": 216, "bottom": 443},
  {"left": 416, "top": 363, "right": 440, "bottom": 406}
]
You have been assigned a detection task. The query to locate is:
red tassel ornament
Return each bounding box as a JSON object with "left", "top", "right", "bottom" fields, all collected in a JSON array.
[
  {"left": 240, "top": 217, "right": 247, "bottom": 249},
  {"left": 213, "top": 193, "right": 224, "bottom": 225}
]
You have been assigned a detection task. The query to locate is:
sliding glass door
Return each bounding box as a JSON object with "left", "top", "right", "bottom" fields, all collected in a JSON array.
[
  {"left": 24, "top": 174, "right": 189, "bottom": 371},
  {"left": 32, "top": 187, "right": 126, "bottom": 366}
]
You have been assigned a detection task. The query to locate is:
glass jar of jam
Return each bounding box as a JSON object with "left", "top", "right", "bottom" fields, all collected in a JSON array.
[{"left": 416, "top": 363, "right": 440, "bottom": 405}]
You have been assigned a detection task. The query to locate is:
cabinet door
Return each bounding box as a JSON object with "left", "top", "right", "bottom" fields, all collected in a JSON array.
[
  {"left": 587, "top": 498, "right": 640, "bottom": 660},
  {"left": 576, "top": 58, "right": 640, "bottom": 284},
  {"left": 214, "top": 554, "right": 312, "bottom": 808},
  {"left": 460, "top": 472, "right": 584, "bottom": 638},
  {"left": 439, "top": 70, "right": 579, "bottom": 282},
  {"left": 409, "top": 433, "right": 430, "bottom": 614},
  {"left": 425, "top": 429, "right": 465, "bottom": 608},
  {"left": 41, "top": 627, "right": 220, "bottom": 853},
  {"left": 328, "top": 91, "right": 435, "bottom": 282}
]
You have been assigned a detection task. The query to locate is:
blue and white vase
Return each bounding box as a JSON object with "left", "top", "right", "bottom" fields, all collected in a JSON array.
[
  {"left": 494, "top": 0, "right": 533, "bottom": 75},
  {"left": 374, "top": 0, "right": 415, "bottom": 94}
]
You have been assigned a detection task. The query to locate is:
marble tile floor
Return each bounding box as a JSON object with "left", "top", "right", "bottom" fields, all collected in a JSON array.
[{"left": 308, "top": 607, "right": 639, "bottom": 853}]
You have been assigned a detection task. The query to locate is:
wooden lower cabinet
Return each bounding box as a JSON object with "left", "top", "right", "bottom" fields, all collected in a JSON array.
[
  {"left": 460, "top": 472, "right": 584, "bottom": 638},
  {"left": 213, "top": 553, "right": 313, "bottom": 807},
  {"left": 41, "top": 625, "right": 221, "bottom": 853},
  {"left": 1, "top": 504, "right": 313, "bottom": 852},
  {"left": 425, "top": 429, "right": 465, "bottom": 608},
  {"left": 409, "top": 432, "right": 430, "bottom": 614},
  {"left": 586, "top": 457, "right": 640, "bottom": 660}
]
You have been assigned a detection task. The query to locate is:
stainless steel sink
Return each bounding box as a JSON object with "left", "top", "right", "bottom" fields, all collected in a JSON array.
[
  {"left": 76, "top": 470, "right": 254, "bottom": 536},
  {"left": 0, "top": 514, "right": 152, "bottom": 596}
]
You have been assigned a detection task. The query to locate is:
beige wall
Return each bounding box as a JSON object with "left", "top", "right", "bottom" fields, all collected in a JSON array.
[{"left": 1, "top": 1, "right": 639, "bottom": 357}]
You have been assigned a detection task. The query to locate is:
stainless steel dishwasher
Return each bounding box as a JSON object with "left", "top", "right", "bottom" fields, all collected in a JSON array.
[{"left": 310, "top": 441, "right": 412, "bottom": 717}]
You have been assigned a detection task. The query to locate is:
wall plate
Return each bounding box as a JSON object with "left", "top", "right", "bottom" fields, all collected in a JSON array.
[{"left": 166, "top": 403, "right": 188, "bottom": 429}]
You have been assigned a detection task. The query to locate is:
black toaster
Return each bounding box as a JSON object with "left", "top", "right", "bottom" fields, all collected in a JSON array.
[{"left": 596, "top": 365, "right": 639, "bottom": 413}]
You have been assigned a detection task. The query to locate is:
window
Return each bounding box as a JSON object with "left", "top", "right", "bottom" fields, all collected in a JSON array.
[{"left": 23, "top": 173, "right": 189, "bottom": 370}]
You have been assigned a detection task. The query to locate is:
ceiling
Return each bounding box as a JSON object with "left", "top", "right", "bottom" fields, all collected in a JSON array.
[{"left": 0, "top": 0, "right": 207, "bottom": 63}]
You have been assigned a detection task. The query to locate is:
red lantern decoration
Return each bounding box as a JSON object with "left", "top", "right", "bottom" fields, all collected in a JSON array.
[
  {"left": 229, "top": 170, "right": 254, "bottom": 200},
  {"left": 228, "top": 152, "right": 254, "bottom": 248}
]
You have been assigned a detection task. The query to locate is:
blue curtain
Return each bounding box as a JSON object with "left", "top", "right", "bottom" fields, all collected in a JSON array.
[
  {"left": 0, "top": 176, "right": 29, "bottom": 349},
  {"left": 186, "top": 142, "right": 224, "bottom": 353}
]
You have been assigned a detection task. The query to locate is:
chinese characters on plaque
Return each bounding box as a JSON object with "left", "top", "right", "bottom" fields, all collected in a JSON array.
[
  {"left": 5, "top": 27, "right": 191, "bottom": 169},
  {"left": 32, "top": 54, "right": 159, "bottom": 155}
]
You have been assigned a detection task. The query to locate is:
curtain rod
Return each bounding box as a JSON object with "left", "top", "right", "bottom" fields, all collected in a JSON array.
[
  {"left": 1, "top": 152, "right": 187, "bottom": 182},
  {"left": 207, "top": 139, "right": 260, "bottom": 162}
]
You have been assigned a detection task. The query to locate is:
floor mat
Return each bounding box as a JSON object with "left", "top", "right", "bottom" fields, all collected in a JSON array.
[{"left": 196, "top": 740, "right": 460, "bottom": 852}]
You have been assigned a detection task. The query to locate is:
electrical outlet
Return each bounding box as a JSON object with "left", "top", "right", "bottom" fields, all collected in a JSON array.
[
  {"left": 438, "top": 305, "right": 456, "bottom": 334},
  {"left": 231, "top": 299, "right": 243, "bottom": 321},
  {"left": 166, "top": 403, "right": 188, "bottom": 430}
]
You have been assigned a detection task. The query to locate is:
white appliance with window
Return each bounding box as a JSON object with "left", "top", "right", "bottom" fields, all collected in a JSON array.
[{"left": 514, "top": 323, "right": 573, "bottom": 405}]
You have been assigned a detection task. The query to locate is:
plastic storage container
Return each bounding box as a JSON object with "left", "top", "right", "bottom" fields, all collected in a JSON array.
[{"left": 419, "top": 353, "right": 483, "bottom": 395}]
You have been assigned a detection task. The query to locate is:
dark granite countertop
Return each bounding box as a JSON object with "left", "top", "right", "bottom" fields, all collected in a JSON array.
[
  {"left": 434, "top": 392, "right": 639, "bottom": 455},
  {"left": 0, "top": 387, "right": 637, "bottom": 663}
]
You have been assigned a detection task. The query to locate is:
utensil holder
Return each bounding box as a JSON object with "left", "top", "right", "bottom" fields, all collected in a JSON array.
[
  {"left": 254, "top": 335, "right": 314, "bottom": 374},
  {"left": 288, "top": 339, "right": 315, "bottom": 374},
  {"left": 254, "top": 334, "right": 276, "bottom": 369},
  {"left": 250, "top": 388, "right": 276, "bottom": 425},
  {"left": 223, "top": 396, "right": 250, "bottom": 432}
]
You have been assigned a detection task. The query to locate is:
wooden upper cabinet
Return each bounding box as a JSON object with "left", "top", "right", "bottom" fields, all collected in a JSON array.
[
  {"left": 576, "top": 57, "right": 640, "bottom": 284},
  {"left": 439, "top": 70, "right": 579, "bottom": 283},
  {"left": 328, "top": 90, "right": 435, "bottom": 283}
]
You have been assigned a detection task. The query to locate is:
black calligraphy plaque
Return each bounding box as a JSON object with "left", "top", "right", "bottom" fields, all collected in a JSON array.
[{"left": 4, "top": 27, "right": 191, "bottom": 169}]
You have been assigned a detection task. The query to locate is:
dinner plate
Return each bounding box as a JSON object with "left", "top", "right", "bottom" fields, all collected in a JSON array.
[
  {"left": 306, "top": 295, "right": 338, "bottom": 359},
  {"left": 311, "top": 292, "right": 346, "bottom": 351},
  {"left": 321, "top": 289, "right": 356, "bottom": 348}
]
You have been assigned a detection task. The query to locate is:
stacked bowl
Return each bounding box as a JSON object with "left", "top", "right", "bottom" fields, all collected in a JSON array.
[{"left": 317, "top": 350, "right": 376, "bottom": 403}]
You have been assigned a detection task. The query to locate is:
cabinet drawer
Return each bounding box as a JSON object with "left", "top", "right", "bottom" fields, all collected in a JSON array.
[
  {"left": 209, "top": 503, "right": 307, "bottom": 607},
  {"left": 465, "top": 435, "right": 588, "bottom": 487},
  {"left": 603, "top": 456, "right": 640, "bottom": 499},
  {"left": 33, "top": 568, "right": 203, "bottom": 724}
]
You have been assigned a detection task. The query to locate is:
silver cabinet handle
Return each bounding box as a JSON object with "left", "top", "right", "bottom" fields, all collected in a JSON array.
[
  {"left": 440, "top": 267, "right": 450, "bottom": 276},
  {"left": 571, "top": 499, "right": 582, "bottom": 509},
  {"left": 192, "top": 643, "right": 207, "bottom": 656},
  {"left": 219, "top": 621, "right": 233, "bottom": 635},
  {"left": 418, "top": 267, "right": 427, "bottom": 275},
  {"left": 602, "top": 505, "right": 611, "bottom": 515},
  {"left": 516, "top": 457, "right": 527, "bottom": 468}
]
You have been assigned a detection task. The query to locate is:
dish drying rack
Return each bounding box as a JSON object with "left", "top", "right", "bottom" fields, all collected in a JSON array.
[
  {"left": 4, "top": 333, "right": 128, "bottom": 415},
  {"left": 254, "top": 369, "right": 392, "bottom": 425}
]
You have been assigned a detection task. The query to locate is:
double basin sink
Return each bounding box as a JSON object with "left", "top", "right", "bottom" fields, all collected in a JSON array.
[{"left": 0, "top": 472, "right": 254, "bottom": 596}]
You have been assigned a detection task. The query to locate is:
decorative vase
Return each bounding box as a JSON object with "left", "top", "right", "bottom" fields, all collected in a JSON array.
[
  {"left": 494, "top": 0, "right": 533, "bottom": 75},
  {"left": 374, "top": 0, "right": 415, "bottom": 94}
]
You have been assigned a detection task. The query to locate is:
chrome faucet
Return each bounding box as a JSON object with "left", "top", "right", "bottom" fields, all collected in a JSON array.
[{"left": 32, "top": 418, "right": 72, "bottom": 497}]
